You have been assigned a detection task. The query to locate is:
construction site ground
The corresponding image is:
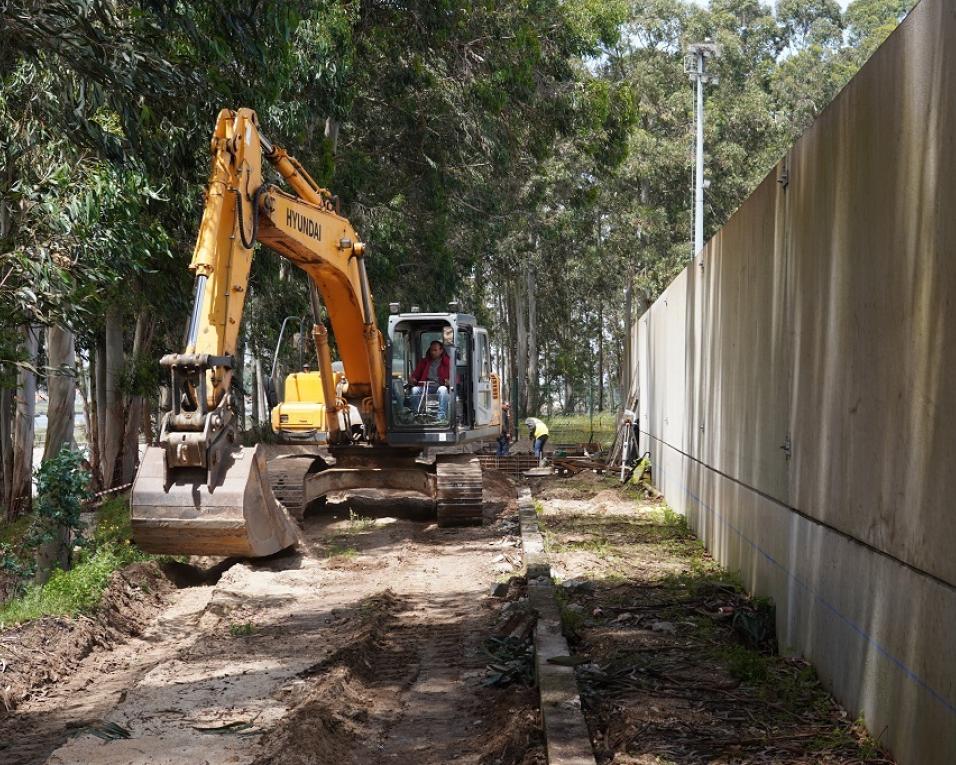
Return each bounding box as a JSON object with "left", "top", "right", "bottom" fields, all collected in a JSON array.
[
  {"left": 0, "top": 472, "right": 544, "bottom": 765},
  {"left": 531, "top": 474, "right": 895, "bottom": 765},
  {"left": 0, "top": 469, "right": 900, "bottom": 765}
]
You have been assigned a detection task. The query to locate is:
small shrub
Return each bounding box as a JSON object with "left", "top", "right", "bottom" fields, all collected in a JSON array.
[
  {"left": 229, "top": 622, "right": 256, "bottom": 637},
  {"left": 32, "top": 447, "right": 92, "bottom": 542},
  {"left": 719, "top": 643, "right": 770, "bottom": 684},
  {"left": 347, "top": 509, "right": 376, "bottom": 532}
]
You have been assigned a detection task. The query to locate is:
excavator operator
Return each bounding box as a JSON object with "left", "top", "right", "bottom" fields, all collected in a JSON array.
[{"left": 409, "top": 340, "right": 451, "bottom": 421}]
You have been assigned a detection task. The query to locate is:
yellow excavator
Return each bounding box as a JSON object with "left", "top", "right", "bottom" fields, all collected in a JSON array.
[{"left": 130, "top": 108, "right": 502, "bottom": 557}]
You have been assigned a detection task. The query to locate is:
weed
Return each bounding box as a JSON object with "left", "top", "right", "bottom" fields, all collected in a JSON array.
[
  {"left": 717, "top": 643, "right": 770, "bottom": 684},
  {"left": 0, "top": 543, "right": 147, "bottom": 629},
  {"left": 93, "top": 498, "right": 135, "bottom": 547},
  {"left": 229, "top": 622, "right": 256, "bottom": 637},
  {"left": 326, "top": 544, "right": 358, "bottom": 559},
  {"left": 658, "top": 505, "right": 688, "bottom": 532},
  {"left": 533, "top": 500, "right": 544, "bottom": 516},
  {"left": 347, "top": 509, "right": 376, "bottom": 533},
  {"left": 0, "top": 515, "right": 32, "bottom": 548},
  {"left": 555, "top": 588, "right": 586, "bottom": 637},
  {"left": 554, "top": 536, "right": 611, "bottom": 558}
]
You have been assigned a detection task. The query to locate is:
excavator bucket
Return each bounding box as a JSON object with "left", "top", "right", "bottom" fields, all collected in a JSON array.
[{"left": 130, "top": 444, "right": 300, "bottom": 557}]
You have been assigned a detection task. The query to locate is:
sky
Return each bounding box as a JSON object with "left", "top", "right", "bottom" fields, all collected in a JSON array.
[{"left": 689, "top": 0, "right": 852, "bottom": 7}]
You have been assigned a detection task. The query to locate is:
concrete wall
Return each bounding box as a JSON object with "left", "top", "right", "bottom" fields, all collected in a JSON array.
[{"left": 630, "top": 1, "right": 956, "bottom": 761}]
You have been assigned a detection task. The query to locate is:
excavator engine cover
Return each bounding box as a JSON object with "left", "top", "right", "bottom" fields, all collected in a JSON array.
[{"left": 131, "top": 444, "right": 299, "bottom": 557}]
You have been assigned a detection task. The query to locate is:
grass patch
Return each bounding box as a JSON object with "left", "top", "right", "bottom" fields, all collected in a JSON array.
[
  {"left": 657, "top": 504, "right": 688, "bottom": 531},
  {"left": 326, "top": 543, "right": 358, "bottom": 559},
  {"left": 229, "top": 622, "right": 256, "bottom": 637},
  {"left": 0, "top": 498, "right": 152, "bottom": 630},
  {"left": 92, "top": 497, "right": 135, "bottom": 547},
  {"left": 347, "top": 509, "right": 376, "bottom": 533},
  {"left": 0, "top": 515, "right": 33, "bottom": 547},
  {"left": 555, "top": 587, "right": 586, "bottom": 638},
  {"left": 552, "top": 536, "right": 612, "bottom": 558},
  {"left": 717, "top": 643, "right": 770, "bottom": 684},
  {"left": 0, "top": 543, "right": 146, "bottom": 629}
]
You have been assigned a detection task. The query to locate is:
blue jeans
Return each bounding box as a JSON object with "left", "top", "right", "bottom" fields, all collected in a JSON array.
[
  {"left": 533, "top": 435, "right": 549, "bottom": 459},
  {"left": 496, "top": 435, "right": 510, "bottom": 456},
  {"left": 411, "top": 384, "right": 449, "bottom": 420}
]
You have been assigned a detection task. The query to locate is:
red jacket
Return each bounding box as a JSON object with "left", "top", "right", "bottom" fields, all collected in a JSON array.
[{"left": 412, "top": 352, "right": 451, "bottom": 386}]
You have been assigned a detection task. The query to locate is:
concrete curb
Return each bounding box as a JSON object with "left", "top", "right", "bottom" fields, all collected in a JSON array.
[{"left": 518, "top": 487, "right": 596, "bottom": 765}]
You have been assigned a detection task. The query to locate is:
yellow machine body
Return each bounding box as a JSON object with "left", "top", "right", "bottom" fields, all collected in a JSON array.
[{"left": 271, "top": 372, "right": 328, "bottom": 434}]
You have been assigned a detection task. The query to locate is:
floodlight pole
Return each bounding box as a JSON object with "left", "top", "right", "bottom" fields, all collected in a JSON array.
[{"left": 686, "top": 40, "right": 720, "bottom": 258}]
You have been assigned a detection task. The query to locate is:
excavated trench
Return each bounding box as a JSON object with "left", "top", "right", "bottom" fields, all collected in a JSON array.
[{"left": 0, "top": 472, "right": 544, "bottom": 765}]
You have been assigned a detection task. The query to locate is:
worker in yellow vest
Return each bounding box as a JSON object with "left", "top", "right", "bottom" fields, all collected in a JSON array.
[{"left": 525, "top": 417, "right": 550, "bottom": 463}]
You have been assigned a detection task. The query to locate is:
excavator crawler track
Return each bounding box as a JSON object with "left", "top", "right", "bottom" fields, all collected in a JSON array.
[
  {"left": 435, "top": 456, "right": 483, "bottom": 527},
  {"left": 266, "top": 456, "right": 314, "bottom": 520}
]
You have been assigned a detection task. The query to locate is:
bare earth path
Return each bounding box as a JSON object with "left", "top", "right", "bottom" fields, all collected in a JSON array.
[{"left": 1, "top": 492, "right": 538, "bottom": 765}]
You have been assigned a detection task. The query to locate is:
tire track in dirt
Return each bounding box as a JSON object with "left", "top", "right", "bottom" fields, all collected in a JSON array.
[
  {"left": 0, "top": 583, "right": 214, "bottom": 765},
  {"left": 5, "top": 478, "right": 540, "bottom": 765}
]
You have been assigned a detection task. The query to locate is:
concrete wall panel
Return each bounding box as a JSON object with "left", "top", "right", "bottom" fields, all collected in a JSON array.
[
  {"left": 630, "top": 0, "right": 956, "bottom": 760},
  {"left": 786, "top": 0, "right": 956, "bottom": 586}
]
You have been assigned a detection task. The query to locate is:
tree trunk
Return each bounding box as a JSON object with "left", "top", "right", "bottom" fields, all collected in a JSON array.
[
  {"left": 623, "top": 279, "right": 632, "bottom": 412},
  {"left": 102, "top": 309, "right": 124, "bottom": 488},
  {"left": 325, "top": 117, "right": 340, "bottom": 155},
  {"left": 234, "top": 335, "right": 246, "bottom": 432},
  {"left": 505, "top": 280, "right": 518, "bottom": 417},
  {"left": 36, "top": 324, "right": 77, "bottom": 582},
  {"left": 0, "top": 381, "right": 13, "bottom": 511},
  {"left": 526, "top": 261, "right": 538, "bottom": 415},
  {"left": 43, "top": 325, "right": 76, "bottom": 462},
  {"left": 121, "top": 311, "right": 150, "bottom": 485},
  {"left": 255, "top": 358, "right": 267, "bottom": 425},
  {"left": 597, "top": 305, "right": 604, "bottom": 412},
  {"left": 514, "top": 279, "right": 528, "bottom": 418},
  {"left": 94, "top": 335, "right": 107, "bottom": 485},
  {"left": 250, "top": 359, "right": 259, "bottom": 425},
  {"left": 79, "top": 353, "right": 101, "bottom": 490},
  {"left": 7, "top": 324, "right": 39, "bottom": 520}
]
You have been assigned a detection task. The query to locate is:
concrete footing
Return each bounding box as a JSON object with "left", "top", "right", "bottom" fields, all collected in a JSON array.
[{"left": 518, "top": 487, "right": 596, "bottom": 765}]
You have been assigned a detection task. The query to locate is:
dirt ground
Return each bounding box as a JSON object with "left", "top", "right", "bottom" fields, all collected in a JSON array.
[
  {"left": 533, "top": 475, "right": 896, "bottom": 765},
  {"left": 0, "top": 471, "right": 543, "bottom": 765}
]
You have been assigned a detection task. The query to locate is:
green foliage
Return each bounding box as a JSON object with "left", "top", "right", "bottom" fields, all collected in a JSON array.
[
  {"left": 92, "top": 497, "right": 135, "bottom": 548},
  {"left": 0, "top": 542, "right": 145, "bottom": 628},
  {"left": 719, "top": 642, "right": 771, "bottom": 683},
  {"left": 657, "top": 504, "right": 688, "bottom": 532},
  {"left": 0, "top": 495, "right": 150, "bottom": 628},
  {"left": 29, "top": 447, "right": 91, "bottom": 550},
  {"left": 229, "top": 622, "right": 256, "bottom": 637},
  {"left": 0, "top": 0, "right": 913, "bottom": 439},
  {"left": 325, "top": 543, "right": 358, "bottom": 559}
]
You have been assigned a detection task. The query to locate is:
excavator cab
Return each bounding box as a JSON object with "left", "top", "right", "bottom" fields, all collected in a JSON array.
[{"left": 385, "top": 305, "right": 501, "bottom": 448}]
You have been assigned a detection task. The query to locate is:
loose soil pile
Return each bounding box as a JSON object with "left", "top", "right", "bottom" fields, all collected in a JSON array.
[
  {"left": 536, "top": 479, "right": 895, "bottom": 765},
  {"left": 0, "top": 562, "right": 174, "bottom": 715}
]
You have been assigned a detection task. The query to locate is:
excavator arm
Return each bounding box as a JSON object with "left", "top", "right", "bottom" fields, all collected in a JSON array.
[
  {"left": 183, "top": 107, "right": 386, "bottom": 438},
  {"left": 131, "top": 108, "right": 387, "bottom": 557}
]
